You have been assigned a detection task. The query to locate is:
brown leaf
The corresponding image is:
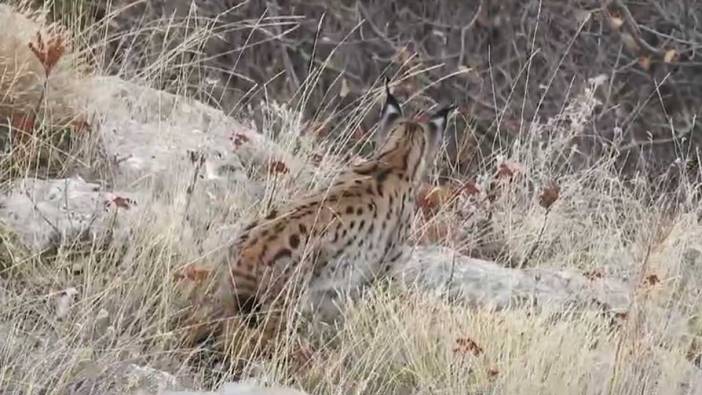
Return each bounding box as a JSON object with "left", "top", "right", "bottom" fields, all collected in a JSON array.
[
  {"left": 644, "top": 274, "right": 660, "bottom": 286},
  {"left": 453, "top": 337, "right": 483, "bottom": 356},
  {"left": 538, "top": 180, "right": 560, "bottom": 209},
  {"left": 458, "top": 181, "right": 481, "bottom": 197},
  {"left": 268, "top": 160, "right": 290, "bottom": 175},
  {"left": 109, "top": 196, "right": 134, "bottom": 210},
  {"left": 417, "top": 185, "right": 454, "bottom": 215},
  {"left": 487, "top": 160, "right": 525, "bottom": 202},
  {"left": 175, "top": 265, "right": 211, "bottom": 283},
  {"left": 232, "top": 133, "right": 250, "bottom": 148},
  {"left": 28, "top": 29, "right": 67, "bottom": 76},
  {"left": 584, "top": 268, "right": 605, "bottom": 281},
  {"left": 496, "top": 160, "right": 524, "bottom": 180}
]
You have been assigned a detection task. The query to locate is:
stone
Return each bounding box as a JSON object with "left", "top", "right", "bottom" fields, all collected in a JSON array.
[{"left": 391, "top": 246, "right": 631, "bottom": 313}]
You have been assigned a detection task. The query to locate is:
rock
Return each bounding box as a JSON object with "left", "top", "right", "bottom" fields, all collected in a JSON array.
[
  {"left": 0, "top": 176, "right": 138, "bottom": 253},
  {"left": 162, "top": 381, "right": 309, "bottom": 395},
  {"left": 392, "top": 246, "right": 631, "bottom": 313},
  {"left": 83, "top": 76, "right": 312, "bottom": 192},
  {"left": 116, "top": 364, "right": 182, "bottom": 394}
]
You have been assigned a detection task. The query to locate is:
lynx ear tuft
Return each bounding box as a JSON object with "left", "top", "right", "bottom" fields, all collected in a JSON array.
[
  {"left": 427, "top": 104, "right": 457, "bottom": 148},
  {"left": 428, "top": 105, "right": 457, "bottom": 134},
  {"left": 381, "top": 78, "right": 403, "bottom": 125},
  {"left": 376, "top": 78, "right": 403, "bottom": 144}
]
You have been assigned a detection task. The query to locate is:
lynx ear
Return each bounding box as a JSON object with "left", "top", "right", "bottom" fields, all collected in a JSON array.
[
  {"left": 376, "top": 78, "right": 403, "bottom": 143},
  {"left": 427, "top": 104, "right": 457, "bottom": 148}
]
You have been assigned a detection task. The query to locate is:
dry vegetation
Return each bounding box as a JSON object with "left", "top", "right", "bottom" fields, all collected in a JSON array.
[{"left": 0, "top": 1, "right": 701, "bottom": 394}]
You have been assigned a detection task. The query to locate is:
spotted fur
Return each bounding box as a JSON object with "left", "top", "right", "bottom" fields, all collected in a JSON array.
[{"left": 205, "top": 81, "right": 455, "bottom": 350}]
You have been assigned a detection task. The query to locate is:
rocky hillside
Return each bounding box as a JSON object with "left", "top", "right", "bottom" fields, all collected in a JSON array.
[{"left": 1, "top": 3, "right": 701, "bottom": 394}]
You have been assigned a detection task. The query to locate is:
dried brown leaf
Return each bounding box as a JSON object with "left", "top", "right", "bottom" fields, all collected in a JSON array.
[
  {"left": 644, "top": 273, "right": 660, "bottom": 286},
  {"left": 110, "top": 196, "right": 134, "bottom": 210},
  {"left": 458, "top": 181, "right": 481, "bottom": 197},
  {"left": 539, "top": 180, "right": 560, "bottom": 209},
  {"left": 232, "top": 132, "right": 250, "bottom": 148},
  {"left": 453, "top": 337, "right": 483, "bottom": 356},
  {"left": 268, "top": 160, "right": 290, "bottom": 175},
  {"left": 28, "top": 29, "right": 67, "bottom": 76},
  {"left": 584, "top": 268, "right": 605, "bottom": 281}
]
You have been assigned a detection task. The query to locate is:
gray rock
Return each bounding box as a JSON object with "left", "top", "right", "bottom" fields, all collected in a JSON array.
[
  {"left": 392, "top": 246, "right": 631, "bottom": 313},
  {"left": 84, "top": 76, "right": 309, "bottom": 192},
  {"left": 162, "top": 381, "right": 309, "bottom": 395},
  {"left": 0, "top": 176, "right": 137, "bottom": 252}
]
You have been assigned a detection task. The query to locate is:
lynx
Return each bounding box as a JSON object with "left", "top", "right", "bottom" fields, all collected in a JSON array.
[{"left": 197, "top": 81, "right": 454, "bottom": 351}]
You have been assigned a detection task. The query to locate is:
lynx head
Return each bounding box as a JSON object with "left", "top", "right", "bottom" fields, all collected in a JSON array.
[{"left": 374, "top": 79, "right": 456, "bottom": 183}]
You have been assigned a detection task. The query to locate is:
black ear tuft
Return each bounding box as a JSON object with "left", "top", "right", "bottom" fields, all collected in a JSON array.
[
  {"left": 428, "top": 104, "right": 457, "bottom": 135},
  {"left": 381, "top": 77, "right": 403, "bottom": 122},
  {"left": 376, "top": 78, "right": 403, "bottom": 144}
]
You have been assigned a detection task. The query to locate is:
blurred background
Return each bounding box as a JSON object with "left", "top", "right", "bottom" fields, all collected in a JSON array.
[{"left": 41, "top": 0, "right": 702, "bottom": 184}]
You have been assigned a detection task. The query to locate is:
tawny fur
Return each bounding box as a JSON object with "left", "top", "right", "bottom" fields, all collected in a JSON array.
[{"left": 196, "top": 83, "right": 454, "bottom": 351}]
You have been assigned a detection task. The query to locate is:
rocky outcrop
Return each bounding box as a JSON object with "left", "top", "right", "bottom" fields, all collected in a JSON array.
[{"left": 393, "top": 246, "right": 630, "bottom": 313}]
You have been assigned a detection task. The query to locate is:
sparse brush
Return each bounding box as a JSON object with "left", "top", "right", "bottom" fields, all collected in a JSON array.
[{"left": 0, "top": 1, "right": 701, "bottom": 394}]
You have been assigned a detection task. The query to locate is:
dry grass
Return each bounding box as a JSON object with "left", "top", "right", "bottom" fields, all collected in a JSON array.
[{"left": 0, "top": 2, "right": 701, "bottom": 394}]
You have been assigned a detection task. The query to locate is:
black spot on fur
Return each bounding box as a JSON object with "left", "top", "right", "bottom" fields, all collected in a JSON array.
[
  {"left": 235, "top": 294, "right": 262, "bottom": 326},
  {"left": 356, "top": 207, "right": 363, "bottom": 215},
  {"left": 289, "top": 234, "right": 300, "bottom": 249},
  {"left": 401, "top": 153, "right": 409, "bottom": 171},
  {"left": 299, "top": 224, "right": 308, "bottom": 235},
  {"left": 265, "top": 209, "right": 278, "bottom": 220},
  {"left": 375, "top": 168, "right": 392, "bottom": 183},
  {"left": 346, "top": 206, "right": 354, "bottom": 214},
  {"left": 243, "top": 221, "right": 258, "bottom": 232}
]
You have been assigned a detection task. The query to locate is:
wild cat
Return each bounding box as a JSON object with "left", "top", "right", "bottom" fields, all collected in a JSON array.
[{"left": 189, "top": 80, "right": 455, "bottom": 352}]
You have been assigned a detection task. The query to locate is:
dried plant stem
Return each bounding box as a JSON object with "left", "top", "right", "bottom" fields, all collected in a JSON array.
[{"left": 519, "top": 208, "right": 552, "bottom": 269}]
